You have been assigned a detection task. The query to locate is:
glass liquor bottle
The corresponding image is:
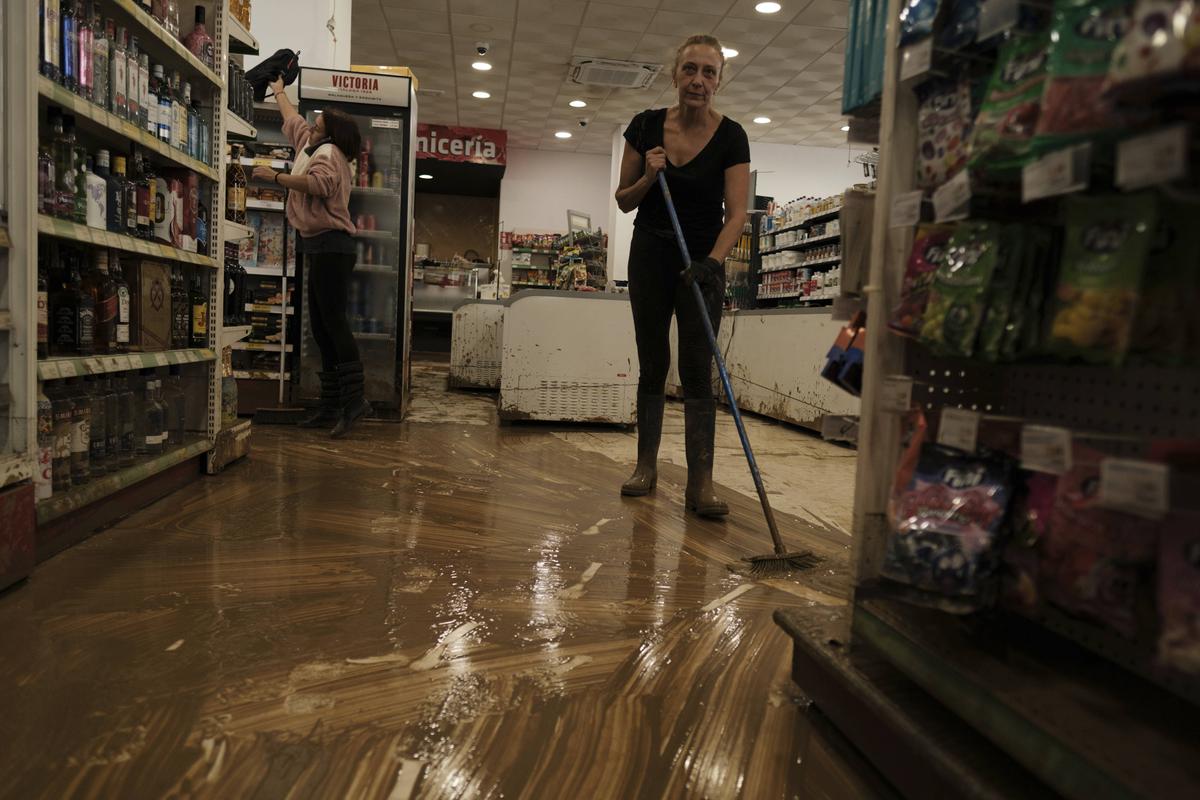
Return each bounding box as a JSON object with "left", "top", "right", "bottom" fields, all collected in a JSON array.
[
  {"left": 165, "top": 366, "right": 187, "bottom": 446},
  {"left": 103, "top": 150, "right": 125, "bottom": 233},
  {"left": 67, "top": 378, "right": 91, "bottom": 485},
  {"left": 42, "top": 0, "right": 62, "bottom": 82},
  {"left": 126, "top": 36, "right": 141, "bottom": 128},
  {"left": 77, "top": 1, "right": 93, "bottom": 102},
  {"left": 116, "top": 376, "right": 136, "bottom": 467},
  {"left": 172, "top": 71, "right": 187, "bottom": 152},
  {"left": 50, "top": 109, "right": 75, "bottom": 220},
  {"left": 138, "top": 51, "right": 152, "bottom": 136},
  {"left": 36, "top": 385, "right": 54, "bottom": 501},
  {"left": 165, "top": 0, "right": 181, "bottom": 38},
  {"left": 115, "top": 156, "right": 138, "bottom": 239},
  {"left": 184, "top": 5, "right": 215, "bottom": 70},
  {"left": 132, "top": 371, "right": 150, "bottom": 456},
  {"left": 37, "top": 252, "right": 50, "bottom": 360},
  {"left": 77, "top": 248, "right": 99, "bottom": 355},
  {"left": 110, "top": 25, "right": 128, "bottom": 119},
  {"left": 131, "top": 147, "right": 151, "bottom": 239},
  {"left": 144, "top": 376, "right": 165, "bottom": 456},
  {"left": 157, "top": 66, "right": 173, "bottom": 145},
  {"left": 149, "top": 64, "right": 164, "bottom": 143},
  {"left": 49, "top": 246, "right": 77, "bottom": 356},
  {"left": 71, "top": 124, "right": 88, "bottom": 225},
  {"left": 85, "top": 375, "right": 107, "bottom": 477},
  {"left": 189, "top": 269, "right": 208, "bottom": 348},
  {"left": 94, "top": 249, "right": 118, "bottom": 353},
  {"left": 61, "top": 0, "right": 78, "bottom": 93},
  {"left": 49, "top": 383, "right": 74, "bottom": 491},
  {"left": 92, "top": 7, "right": 108, "bottom": 111},
  {"left": 111, "top": 254, "right": 131, "bottom": 351},
  {"left": 38, "top": 138, "right": 56, "bottom": 216},
  {"left": 226, "top": 145, "right": 247, "bottom": 223},
  {"left": 102, "top": 378, "right": 120, "bottom": 475},
  {"left": 170, "top": 266, "right": 189, "bottom": 349}
]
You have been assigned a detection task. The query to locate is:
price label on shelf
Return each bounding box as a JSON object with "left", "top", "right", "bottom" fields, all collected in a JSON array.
[
  {"left": 881, "top": 375, "right": 914, "bottom": 413},
  {"left": 937, "top": 408, "right": 980, "bottom": 453},
  {"left": 1020, "top": 425, "right": 1072, "bottom": 474},
  {"left": 933, "top": 169, "right": 971, "bottom": 222},
  {"left": 890, "top": 191, "right": 924, "bottom": 228},
  {"left": 154, "top": 353, "right": 170, "bottom": 367},
  {"left": 978, "top": 0, "right": 1021, "bottom": 40},
  {"left": 41, "top": 361, "right": 61, "bottom": 381},
  {"left": 1116, "top": 124, "right": 1189, "bottom": 190},
  {"left": 185, "top": 351, "right": 200, "bottom": 362},
  {"left": 1022, "top": 143, "right": 1090, "bottom": 203},
  {"left": 58, "top": 360, "right": 77, "bottom": 378},
  {"left": 104, "top": 356, "right": 125, "bottom": 372},
  {"left": 1099, "top": 458, "right": 1170, "bottom": 518},
  {"left": 83, "top": 357, "right": 103, "bottom": 374},
  {"left": 900, "top": 37, "right": 933, "bottom": 83}
]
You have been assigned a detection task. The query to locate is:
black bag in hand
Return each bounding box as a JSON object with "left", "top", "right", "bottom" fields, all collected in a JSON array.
[{"left": 246, "top": 49, "right": 301, "bottom": 102}]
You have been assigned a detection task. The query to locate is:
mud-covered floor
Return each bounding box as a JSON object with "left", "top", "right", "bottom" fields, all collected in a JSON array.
[{"left": 0, "top": 363, "right": 886, "bottom": 799}]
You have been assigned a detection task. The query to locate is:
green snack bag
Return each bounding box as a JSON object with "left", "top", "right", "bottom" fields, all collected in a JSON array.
[
  {"left": 1047, "top": 193, "right": 1156, "bottom": 365},
  {"left": 920, "top": 221, "right": 1003, "bottom": 357},
  {"left": 1129, "top": 195, "right": 1200, "bottom": 365},
  {"left": 1003, "top": 226, "right": 1055, "bottom": 361},
  {"left": 978, "top": 226, "right": 1025, "bottom": 362},
  {"left": 969, "top": 32, "right": 1053, "bottom": 174}
]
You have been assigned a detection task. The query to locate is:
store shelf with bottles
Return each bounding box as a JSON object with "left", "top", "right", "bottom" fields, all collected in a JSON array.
[
  {"left": 220, "top": 325, "right": 252, "bottom": 347},
  {"left": 225, "top": 109, "right": 256, "bottom": 141},
  {"left": 38, "top": 215, "right": 217, "bottom": 268},
  {"left": 38, "top": 348, "right": 216, "bottom": 381},
  {"left": 89, "top": 0, "right": 223, "bottom": 90},
  {"left": 240, "top": 156, "right": 292, "bottom": 170},
  {"left": 246, "top": 198, "right": 284, "bottom": 211},
  {"left": 244, "top": 302, "right": 293, "bottom": 315},
  {"left": 226, "top": 12, "right": 258, "bottom": 57},
  {"left": 231, "top": 341, "right": 293, "bottom": 353}
]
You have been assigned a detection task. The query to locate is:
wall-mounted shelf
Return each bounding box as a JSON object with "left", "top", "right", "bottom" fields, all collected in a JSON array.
[
  {"left": 108, "top": 0, "right": 223, "bottom": 88},
  {"left": 220, "top": 326, "right": 253, "bottom": 348},
  {"left": 227, "top": 15, "right": 259, "bottom": 56},
  {"left": 245, "top": 303, "right": 294, "bottom": 315},
  {"left": 232, "top": 341, "right": 294, "bottom": 353},
  {"left": 38, "top": 215, "right": 218, "bottom": 268},
  {"left": 246, "top": 199, "right": 285, "bottom": 211},
  {"left": 38, "top": 349, "right": 217, "bottom": 381},
  {"left": 233, "top": 370, "right": 291, "bottom": 380},
  {"left": 226, "top": 110, "right": 257, "bottom": 141},
  {"left": 223, "top": 220, "right": 255, "bottom": 242}
]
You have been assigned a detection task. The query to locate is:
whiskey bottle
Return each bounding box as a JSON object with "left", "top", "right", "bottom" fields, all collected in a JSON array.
[
  {"left": 189, "top": 269, "right": 208, "bottom": 348},
  {"left": 36, "top": 385, "right": 54, "bottom": 501},
  {"left": 85, "top": 375, "right": 107, "bottom": 477},
  {"left": 111, "top": 254, "right": 131, "bottom": 351},
  {"left": 77, "top": 248, "right": 99, "bottom": 355},
  {"left": 226, "top": 144, "right": 246, "bottom": 223},
  {"left": 49, "top": 384, "right": 73, "bottom": 491},
  {"left": 67, "top": 378, "right": 91, "bottom": 485},
  {"left": 103, "top": 150, "right": 125, "bottom": 233},
  {"left": 50, "top": 247, "right": 79, "bottom": 355},
  {"left": 94, "top": 249, "right": 118, "bottom": 353},
  {"left": 170, "top": 266, "right": 189, "bottom": 349},
  {"left": 37, "top": 252, "right": 49, "bottom": 360}
]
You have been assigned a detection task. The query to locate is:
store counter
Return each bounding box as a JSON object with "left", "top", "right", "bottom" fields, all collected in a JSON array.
[{"left": 667, "top": 307, "right": 860, "bottom": 432}]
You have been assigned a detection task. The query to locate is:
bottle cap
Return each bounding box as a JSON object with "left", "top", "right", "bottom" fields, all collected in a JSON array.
[{"left": 97, "top": 149, "right": 110, "bottom": 169}]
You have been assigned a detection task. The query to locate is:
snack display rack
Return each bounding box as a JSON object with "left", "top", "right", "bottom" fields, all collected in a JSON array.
[
  {"left": 822, "top": 0, "right": 1200, "bottom": 796},
  {"left": 5, "top": 1, "right": 253, "bottom": 561}
]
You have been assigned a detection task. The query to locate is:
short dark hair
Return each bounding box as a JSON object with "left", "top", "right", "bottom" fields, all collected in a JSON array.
[{"left": 321, "top": 108, "right": 362, "bottom": 160}]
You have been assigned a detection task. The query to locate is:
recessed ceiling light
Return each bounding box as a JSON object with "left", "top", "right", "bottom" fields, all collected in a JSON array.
[
  {"left": 473, "top": 90, "right": 491, "bottom": 99},
  {"left": 569, "top": 99, "right": 587, "bottom": 108},
  {"left": 755, "top": 1, "right": 782, "bottom": 13},
  {"left": 753, "top": 116, "right": 771, "bottom": 124},
  {"left": 841, "top": 125, "right": 850, "bottom": 131},
  {"left": 722, "top": 47, "right": 739, "bottom": 58},
  {"left": 418, "top": 173, "right": 433, "bottom": 180},
  {"left": 555, "top": 131, "right": 572, "bottom": 139},
  {"left": 472, "top": 61, "right": 492, "bottom": 71}
]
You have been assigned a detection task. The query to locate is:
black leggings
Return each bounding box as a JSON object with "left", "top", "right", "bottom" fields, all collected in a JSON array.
[
  {"left": 628, "top": 227, "right": 724, "bottom": 399},
  {"left": 308, "top": 252, "right": 361, "bottom": 371}
]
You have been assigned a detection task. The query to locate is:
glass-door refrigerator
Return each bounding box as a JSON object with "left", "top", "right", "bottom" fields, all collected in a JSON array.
[{"left": 296, "top": 67, "right": 417, "bottom": 417}]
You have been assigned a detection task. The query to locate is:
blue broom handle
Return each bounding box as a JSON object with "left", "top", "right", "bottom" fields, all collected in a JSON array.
[{"left": 656, "top": 174, "right": 784, "bottom": 552}]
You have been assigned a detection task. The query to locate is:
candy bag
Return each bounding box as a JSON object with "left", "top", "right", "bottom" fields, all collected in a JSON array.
[
  {"left": 900, "top": 0, "right": 942, "bottom": 44},
  {"left": 1046, "top": 193, "right": 1156, "bottom": 365},
  {"left": 977, "top": 224, "right": 1024, "bottom": 361},
  {"left": 1003, "top": 226, "right": 1058, "bottom": 361},
  {"left": 1105, "top": 0, "right": 1194, "bottom": 96},
  {"left": 1157, "top": 511, "right": 1200, "bottom": 674},
  {"left": 969, "top": 32, "right": 1053, "bottom": 173},
  {"left": 1039, "top": 445, "right": 1159, "bottom": 639},
  {"left": 1001, "top": 472, "right": 1059, "bottom": 614},
  {"left": 1130, "top": 196, "right": 1200, "bottom": 365},
  {"left": 916, "top": 78, "right": 974, "bottom": 190},
  {"left": 883, "top": 443, "right": 1015, "bottom": 608},
  {"left": 890, "top": 224, "right": 954, "bottom": 337},
  {"left": 919, "top": 221, "right": 1004, "bottom": 357},
  {"left": 1035, "top": 0, "right": 1135, "bottom": 143}
]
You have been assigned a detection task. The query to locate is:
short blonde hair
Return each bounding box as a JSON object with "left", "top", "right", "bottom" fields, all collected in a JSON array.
[{"left": 674, "top": 34, "right": 726, "bottom": 82}]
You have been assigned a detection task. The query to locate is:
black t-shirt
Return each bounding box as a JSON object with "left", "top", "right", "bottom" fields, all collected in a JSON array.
[{"left": 624, "top": 107, "right": 751, "bottom": 255}]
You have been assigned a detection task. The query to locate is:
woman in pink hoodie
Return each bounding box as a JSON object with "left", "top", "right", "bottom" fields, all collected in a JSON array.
[{"left": 253, "top": 78, "right": 369, "bottom": 438}]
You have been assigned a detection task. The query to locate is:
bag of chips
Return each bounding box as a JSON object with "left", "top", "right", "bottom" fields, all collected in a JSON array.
[
  {"left": 1046, "top": 193, "right": 1156, "bottom": 365},
  {"left": 916, "top": 78, "right": 974, "bottom": 190},
  {"left": 969, "top": 32, "right": 1053, "bottom": 173},
  {"left": 919, "top": 221, "right": 1005, "bottom": 357},
  {"left": 1035, "top": 0, "right": 1135, "bottom": 144},
  {"left": 890, "top": 224, "right": 953, "bottom": 338},
  {"left": 1130, "top": 196, "right": 1200, "bottom": 365},
  {"left": 884, "top": 443, "right": 1016, "bottom": 608}
]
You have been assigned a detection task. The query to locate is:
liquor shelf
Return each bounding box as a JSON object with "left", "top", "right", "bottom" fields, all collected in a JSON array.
[
  {"left": 38, "top": 215, "right": 218, "bottom": 268},
  {"left": 223, "top": 220, "right": 255, "bottom": 242},
  {"left": 227, "top": 15, "right": 259, "bottom": 56},
  {"left": 38, "top": 77, "right": 218, "bottom": 180},
  {"left": 246, "top": 199, "right": 285, "bottom": 211},
  {"left": 106, "top": 0, "right": 223, "bottom": 89},
  {"left": 231, "top": 341, "right": 293, "bottom": 353},
  {"left": 220, "top": 326, "right": 252, "bottom": 348},
  {"left": 244, "top": 303, "right": 294, "bottom": 315},
  {"left": 36, "top": 438, "right": 212, "bottom": 525},
  {"left": 39, "top": 348, "right": 216, "bottom": 381},
  {"left": 233, "top": 369, "right": 291, "bottom": 380},
  {"left": 0, "top": 454, "right": 34, "bottom": 492},
  {"left": 225, "top": 110, "right": 257, "bottom": 141}
]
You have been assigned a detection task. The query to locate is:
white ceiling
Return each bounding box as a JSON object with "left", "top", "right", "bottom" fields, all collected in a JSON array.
[{"left": 351, "top": 0, "right": 851, "bottom": 154}]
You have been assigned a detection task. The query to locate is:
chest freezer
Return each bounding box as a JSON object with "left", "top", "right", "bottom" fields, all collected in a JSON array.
[{"left": 450, "top": 300, "right": 505, "bottom": 390}]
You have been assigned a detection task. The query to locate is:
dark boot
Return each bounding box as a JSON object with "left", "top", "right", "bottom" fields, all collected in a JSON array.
[
  {"left": 684, "top": 398, "right": 729, "bottom": 518},
  {"left": 298, "top": 371, "right": 339, "bottom": 428},
  {"left": 331, "top": 361, "right": 372, "bottom": 438},
  {"left": 621, "top": 391, "right": 665, "bottom": 496}
]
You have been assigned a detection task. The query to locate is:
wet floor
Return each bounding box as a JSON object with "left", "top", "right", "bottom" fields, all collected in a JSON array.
[{"left": 0, "top": 363, "right": 887, "bottom": 799}]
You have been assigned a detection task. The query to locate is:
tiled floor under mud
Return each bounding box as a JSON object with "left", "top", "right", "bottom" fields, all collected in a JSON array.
[{"left": 0, "top": 362, "right": 887, "bottom": 799}]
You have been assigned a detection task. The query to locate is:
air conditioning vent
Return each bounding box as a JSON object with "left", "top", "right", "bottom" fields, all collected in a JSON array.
[{"left": 569, "top": 58, "right": 662, "bottom": 89}]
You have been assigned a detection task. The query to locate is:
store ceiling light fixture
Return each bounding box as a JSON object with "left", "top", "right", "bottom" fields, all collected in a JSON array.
[
  {"left": 418, "top": 173, "right": 433, "bottom": 180},
  {"left": 473, "top": 90, "right": 491, "bottom": 99},
  {"left": 753, "top": 116, "right": 771, "bottom": 124},
  {"left": 555, "top": 131, "right": 572, "bottom": 139},
  {"left": 755, "top": 2, "right": 782, "bottom": 13},
  {"left": 472, "top": 61, "right": 492, "bottom": 71},
  {"left": 569, "top": 99, "right": 587, "bottom": 108},
  {"left": 722, "top": 47, "right": 739, "bottom": 58}
]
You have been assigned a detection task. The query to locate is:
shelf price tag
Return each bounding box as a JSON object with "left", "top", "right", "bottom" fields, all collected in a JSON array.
[
  {"left": 154, "top": 353, "right": 170, "bottom": 366},
  {"left": 1020, "top": 425, "right": 1073, "bottom": 474},
  {"left": 890, "top": 190, "right": 924, "bottom": 228},
  {"left": 933, "top": 169, "right": 971, "bottom": 222},
  {"left": 1099, "top": 458, "right": 1170, "bottom": 518},
  {"left": 881, "top": 375, "right": 914, "bottom": 413},
  {"left": 41, "top": 361, "right": 61, "bottom": 381},
  {"left": 1116, "top": 124, "right": 1189, "bottom": 190},
  {"left": 58, "top": 360, "right": 78, "bottom": 378},
  {"left": 900, "top": 37, "right": 933, "bottom": 83},
  {"left": 937, "top": 408, "right": 980, "bottom": 453},
  {"left": 1022, "top": 143, "right": 1091, "bottom": 203},
  {"left": 84, "top": 357, "right": 103, "bottom": 374}
]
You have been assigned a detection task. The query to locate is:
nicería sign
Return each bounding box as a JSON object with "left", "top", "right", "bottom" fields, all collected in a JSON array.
[
  {"left": 417, "top": 124, "right": 507, "bottom": 166},
  {"left": 299, "top": 67, "right": 411, "bottom": 108}
]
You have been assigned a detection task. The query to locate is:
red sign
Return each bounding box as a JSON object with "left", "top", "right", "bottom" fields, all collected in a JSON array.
[{"left": 417, "top": 124, "right": 507, "bottom": 166}]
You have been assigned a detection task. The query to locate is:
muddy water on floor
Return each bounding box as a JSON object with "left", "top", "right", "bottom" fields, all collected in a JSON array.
[{"left": 0, "top": 371, "right": 884, "bottom": 799}]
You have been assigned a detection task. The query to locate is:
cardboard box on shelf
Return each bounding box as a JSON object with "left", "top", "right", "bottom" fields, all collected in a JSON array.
[
  {"left": 129, "top": 260, "right": 171, "bottom": 351},
  {"left": 246, "top": 277, "right": 291, "bottom": 305},
  {"left": 248, "top": 312, "right": 283, "bottom": 343}
]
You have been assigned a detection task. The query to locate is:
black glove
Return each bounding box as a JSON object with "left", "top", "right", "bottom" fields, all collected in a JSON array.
[{"left": 680, "top": 257, "right": 722, "bottom": 289}]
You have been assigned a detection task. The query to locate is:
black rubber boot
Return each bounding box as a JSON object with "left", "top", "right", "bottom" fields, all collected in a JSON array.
[
  {"left": 298, "top": 371, "right": 339, "bottom": 428},
  {"left": 331, "top": 361, "right": 372, "bottom": 439},
  {"left": 621, "top": 391, "right": 665, "bottom": 496},
  {"left": 684, "top": 398, "right": 729, "bottom": 518}
]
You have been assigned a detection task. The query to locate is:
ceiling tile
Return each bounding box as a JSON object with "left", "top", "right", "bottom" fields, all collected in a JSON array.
[
  {"left": 583, "top": 4, "right": 652, "bottom": 33},
  {"left": 647, "top": 10, "right": 723, "bottom": 36},
  {"left": 516, "top": 0, "right": 588, "bottom": 25},
  {"left": 574, "top": 28, "right": 638, "bottom": 58},
  {"left": 725, "top": 0, "right": 805, "bottom": 23},
  {"left": 451, "top": 0, "right": 516, "bottom": 16},
  {"left": 383, "top": 7, "right": 451, "bottom": 34},
  {"left": 793, "top": 0, "right": 850, "bottom": 29},
  {"left": 379, "top": 0, "right": 448, "bottom": 11},
  {"left": 660, "top": 0, "right": 737, "bottom": 13}
]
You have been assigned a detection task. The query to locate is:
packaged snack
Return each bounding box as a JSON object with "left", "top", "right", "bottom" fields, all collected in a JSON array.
[
  {"left": 883, "top": 443, "right": 1016, "bottom": 607},
  {"left": 1003, "top": 226, "right": 1058, "bottom": 361},
  {"left": 1001, "top": 472, "right": 1059, "bottom": 613},
  {"left": 969, "top": 32, "right": 1053, "bottom": 173},
  {"left": 890, "top": 224, "right": 953, "bottom": 338},
  {"left": 939, "top": 0, "right": 980, "bottom": 49},
  {"left": 1130, "top": 196, "right": 1200, "bottom": 364},
  {"left": 919, "top": 221, "right": 1004, "bottom": 357},
  {"left": 977, "top": 225, "right": 1024, "bottom": 361},
  {"left": 1105, "top": 0, "right": 1193, "bottom": 95},
  {"left": 1035, "top": 0, "right": 1135, "bottom": 143},
  {"left": 1039, "top": 444, "right": 1159, "bottom": 638},
  {"left": 916, "top": 78, "right": 974, "bottom": 190},
  {"left": 1157, "top": 512, "right": 1200, "bottom": 674},
  {"left": 1046, "top": 193, "right": 1156, "bottom": 365},
  {"left": 900, "top": 0, "right": 941, "bottom": 44},
  {"left": 822, "top": 311, "right": 865, "bottom": 388}
]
